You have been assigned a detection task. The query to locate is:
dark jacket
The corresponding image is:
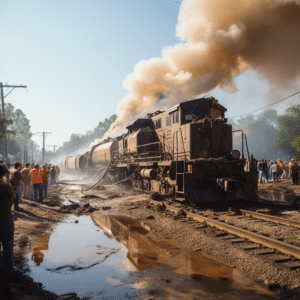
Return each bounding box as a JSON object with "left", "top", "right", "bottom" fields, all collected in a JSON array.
[
  {"left": 291, "top": 164, "right": 300, "bottom": 174},
  {"left": 258, "top": 162, "right": 264, "bottom": 171},
  {"left": 50, "top": 169, "right": 56, "bottom": 178},
  {"left": 262, "top": 162, "right": 268, "bottom": 172},
  {"left": 0, "top": 181, "right": 16, "bottom": 218}
]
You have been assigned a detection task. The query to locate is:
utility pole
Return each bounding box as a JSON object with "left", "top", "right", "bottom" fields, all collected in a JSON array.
[
  {"left": 30, "top": 133, "right": 38, "bottom": 163},
  {"left": 48, "top": 145, "right": 60, "bottom": 155},
  {"left": 37, "top": 132, "right": 52, "bottom": 164},
  {"left": 0, "top": 82, "right": 27, "bottom": 160},
  {"left": 31, "top": 141, "right": 34, "bottom": 162}
]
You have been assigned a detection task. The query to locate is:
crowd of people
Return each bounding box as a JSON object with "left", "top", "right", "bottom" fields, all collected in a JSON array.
[
  {"left": 257, "top": 159, "right": 300, "bottom": 185},
  {"left": 0, "top": 160, "right": 60, "bottom": 299}
]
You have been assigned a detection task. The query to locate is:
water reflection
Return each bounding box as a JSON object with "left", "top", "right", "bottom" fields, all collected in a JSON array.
[
  {"left": 92, "top": 215, "right": 236, "bottom": 295},
  {"left": 30, "top": 232, "right": 51, "bottom": 266},
  {"left": 27, "top": 215, "right": 275, "bottom": 299}
]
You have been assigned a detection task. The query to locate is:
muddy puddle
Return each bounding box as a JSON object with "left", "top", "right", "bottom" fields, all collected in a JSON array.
[{"left": 27, "top": 214, "right": 276, "bottom": 300}]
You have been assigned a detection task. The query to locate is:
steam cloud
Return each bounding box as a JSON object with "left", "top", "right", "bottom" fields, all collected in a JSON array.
[{"left": 104, "top": 0, "right": 300, "bottom": 138}]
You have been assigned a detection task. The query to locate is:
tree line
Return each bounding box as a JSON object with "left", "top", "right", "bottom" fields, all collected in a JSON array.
[{"left": 229, "top": 104, "right": 300, "bottom": 162}]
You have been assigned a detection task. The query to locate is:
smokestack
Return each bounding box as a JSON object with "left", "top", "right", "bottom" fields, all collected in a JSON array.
[{"left": 104, "top": 0, "right": 300, "bottom": 137}]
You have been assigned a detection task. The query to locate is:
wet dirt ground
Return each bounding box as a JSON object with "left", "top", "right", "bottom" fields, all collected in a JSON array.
[{"left": 2, "top": 174, "right": 300, "bottom": 299}]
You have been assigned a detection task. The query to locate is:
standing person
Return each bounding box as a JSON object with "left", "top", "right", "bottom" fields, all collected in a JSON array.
[
  {"left": 279, "top": 160, "right": 284, "bottom": 180},
  {"left": 8, "top": 171, "right": 24, "bottom": 211},
  {"left": 263, "top": 160, "right": 268, "bottom": 183},
  {"left": 0, "top": 163, "right": 16, "bottom": 299},
  {"left": 29, "top": 164, "right": 44, "bottom": 203},
  {"left": 276, "top": 160, "right": 280, "bottom": 180},
  {"left": 42, "top": 165, "right": 49, "bottom": 198},
  {"left": 288, "top": 159, "right": 295, "bottom": 178},
  {"left": 270, "top": 162, "right": 279, "bottom": 183},
  {"left": 21, "top": 163, "right": 31, "bottom": 199},
  {"left": 5, "top": 163, "right": 11, "bottom": 182},
  {"left": 258, "top": 159, "right": 265, "bottom": 184},
  {"left": 50, "top": 166, "right": 56, "bottom": 185},
  {"left": 9, "top": 162, "right": 22, "bottom": 181},
  {"left": 282, "top": 161, "right": 288, "bottom": 179},
  {"left": 55, "top": 165, "right": 60, "bottom": 182},
  {"left": 8, "top": 162, "right": 24, "bottom": 211},
  {"left": 291, "top": 161, "right": 299, "bottom": 185}
]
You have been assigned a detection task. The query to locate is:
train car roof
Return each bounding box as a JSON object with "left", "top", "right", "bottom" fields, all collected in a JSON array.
[{"left": 125, "top": 118, "right": 154, "bottom": 129}]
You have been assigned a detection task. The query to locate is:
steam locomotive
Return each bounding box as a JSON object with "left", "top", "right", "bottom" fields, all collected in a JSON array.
[{"left": 61, "top": 97, "right": 258, "bottom": 204}]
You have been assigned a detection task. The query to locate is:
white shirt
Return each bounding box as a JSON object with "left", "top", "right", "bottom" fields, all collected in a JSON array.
[{"left": 270, "top": 165, "right": 278, "bottom": 173}]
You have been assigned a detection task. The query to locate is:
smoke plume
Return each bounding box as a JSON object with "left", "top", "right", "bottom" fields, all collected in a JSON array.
[{"left": 105, "top": 0, "right": 300, "bottom": 137}]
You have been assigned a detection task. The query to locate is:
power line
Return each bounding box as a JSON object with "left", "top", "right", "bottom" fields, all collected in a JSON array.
[{"left": 228, "top": 91, "right": 300, "bottom": 119}]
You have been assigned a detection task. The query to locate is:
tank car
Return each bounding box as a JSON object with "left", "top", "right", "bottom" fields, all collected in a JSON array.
[{"left": 63, "top": 97, "right": 258, "bottom": 204}]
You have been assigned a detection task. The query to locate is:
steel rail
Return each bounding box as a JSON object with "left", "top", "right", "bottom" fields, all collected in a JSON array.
[
  {"left": 151, "top": 201, "right": 300, "bottom": 260},
  {"left": 240, "top": 209, "right": 300, "bottom": 229}
]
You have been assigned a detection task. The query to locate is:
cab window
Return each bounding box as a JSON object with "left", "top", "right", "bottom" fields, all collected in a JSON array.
[
  {"left": 182, "top": 106, "right": 206, "bottom": 124},
  {"left": 172, "top": 111, "right": 179, "bottom": 124},
  {"left": 155, "top": 119, "right": 161, "bottom": 129},
  {"left": 166, "top": 115, "right": 171, "bottom": 127}
]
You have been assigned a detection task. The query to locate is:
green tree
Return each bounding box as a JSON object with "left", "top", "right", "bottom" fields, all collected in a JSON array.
[
  {"left": 55, "top": 114, "right": 117, "bottom": 157},
  {"left": 5, "top": 103, "right": 32, "bottom": 150},
  {"left": 0, "top": 111, "right": 13, "bottom": 143},
  {"left": 229, "top": 109, "right": 290, "bottom": 161},
  {"left": 274, "top": 104, "right": 300, "bottom": 161}
]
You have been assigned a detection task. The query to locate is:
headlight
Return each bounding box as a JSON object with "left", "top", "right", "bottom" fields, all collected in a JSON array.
[{"left": 231, "top": 150, "right": 240, "bottom": 160}]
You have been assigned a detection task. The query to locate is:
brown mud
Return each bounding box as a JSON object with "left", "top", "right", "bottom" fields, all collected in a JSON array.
[{"left": 2, "top": 175, "right": 300, "bottom": 299}]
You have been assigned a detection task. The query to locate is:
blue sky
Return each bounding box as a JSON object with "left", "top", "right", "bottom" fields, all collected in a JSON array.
[{"left": 0, "top": 0, "right": 298, "bottom": 149}]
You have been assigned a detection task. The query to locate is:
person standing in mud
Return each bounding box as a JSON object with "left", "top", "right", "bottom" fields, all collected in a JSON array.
[
  {"left": 50, "top": 166, "right": 56, "bottom": 184},
  {"left": 288, "top": 159, "right": 295, "bottom": 177},
  {"left": 5, "top": 163, "right": 11, "bottom": 183},
  {"left": 270, "top": 162, "right": 279, "bottom": 183},
  {"left": 8, "top": 162, "right": 24, "bottom": 211},
  {"left": 29, "top": 164, "right": 44, "bottom": 203},
  {"left": 258, "top": 159, "right": 265, "bottom": 184},
  {"left": 21, "top": 163, "right": 31, "bottom": 199},
  {"left": 42, "top": 165, "right": 49, "bottom": 198},
  {"left": 282, "top": 161, "right": 288, "bottom": 179},
  {"left": 263, "top": 160, "right": 268, "bottom": 183},
  {"left": 291, "top": 161, "right": 299, "bottom": 185},
  {"left": 55, "top": 165, "right": 60, "bottom": 182},
  {"left": 8, "top": 171, "right": 24, "bottom": 211},
  {"left": 0, "top": 163, "right": 16, "bottom": 299}
]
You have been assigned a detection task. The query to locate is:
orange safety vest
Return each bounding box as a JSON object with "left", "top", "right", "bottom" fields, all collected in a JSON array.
[{"left": 29, "top": 168, "right": 44, "bottom": 184}]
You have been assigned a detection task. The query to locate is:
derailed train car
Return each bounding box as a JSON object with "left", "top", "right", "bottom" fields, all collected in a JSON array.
[{"left": 61, "top": 97, "right": 258, "bottom": 204}]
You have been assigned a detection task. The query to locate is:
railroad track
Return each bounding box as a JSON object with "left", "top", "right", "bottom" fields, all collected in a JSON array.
[
  {"left": 240, "top": 209, "right": 300, "bottom": 229},
  {"left": 151, "top": 201, "right": 300, "bottom": 270}
]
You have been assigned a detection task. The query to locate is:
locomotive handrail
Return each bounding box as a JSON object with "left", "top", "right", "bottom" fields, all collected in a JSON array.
[{"left": 232, "top": 130, "right": 244, "bottom": 160}]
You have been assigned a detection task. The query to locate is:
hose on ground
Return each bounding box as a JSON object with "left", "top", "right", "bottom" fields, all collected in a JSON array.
[
  {"left": 84, "top": 159, "right": 113, "bottom": 191},
  {"left": 103, "top": 173, "right": 135, "bottom": 187}
]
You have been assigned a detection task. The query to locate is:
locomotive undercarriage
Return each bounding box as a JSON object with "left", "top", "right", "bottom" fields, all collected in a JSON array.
[{"left": 114, "top": 159, "right": 259, "bottom": 205}]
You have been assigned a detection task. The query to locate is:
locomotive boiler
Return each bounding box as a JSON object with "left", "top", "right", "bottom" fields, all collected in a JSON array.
[{"left": 61, "top": 97, "right": 258, "bottom": 204}]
